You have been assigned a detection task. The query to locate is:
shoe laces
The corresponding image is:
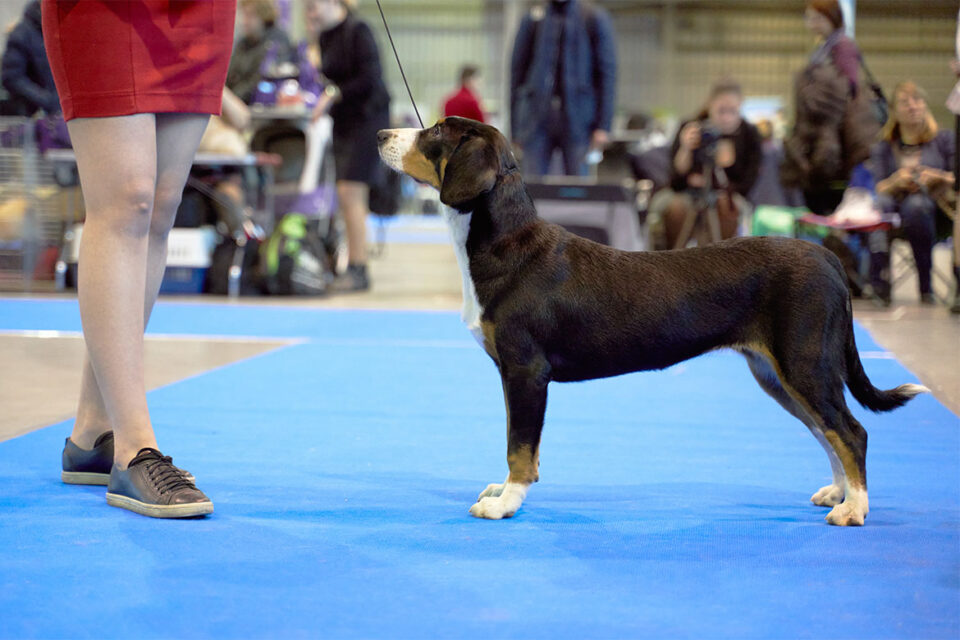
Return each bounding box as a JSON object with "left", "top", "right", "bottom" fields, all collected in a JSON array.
[{"left": 131, "top": 448, "right": 196, "bottom": 495}]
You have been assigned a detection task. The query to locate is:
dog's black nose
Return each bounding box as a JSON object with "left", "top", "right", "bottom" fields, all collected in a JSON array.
[{"left": 377, "top": 130, "right": 391, "bottom": 144}]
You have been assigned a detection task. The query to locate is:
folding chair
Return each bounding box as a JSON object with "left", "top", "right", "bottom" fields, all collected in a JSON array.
[{"left": 889, "top": 195, "right": 957, "bottom": 304}]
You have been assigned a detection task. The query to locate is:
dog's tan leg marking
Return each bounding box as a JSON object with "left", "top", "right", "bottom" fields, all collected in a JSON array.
[
  {"left": 481, "top": 320, "right": 498, "bottom": 363},
  {"left": 809, "top": 432, "right": 846, "bottom": 508},
  {"left": 742, "top": 345, "right": 852, "bottom": 514},
  {"left": 822, "top": 431, "right": 869, "bottom": 526},
  {"left": 507, "top": 445, "right": 540, "bottom": 485}
]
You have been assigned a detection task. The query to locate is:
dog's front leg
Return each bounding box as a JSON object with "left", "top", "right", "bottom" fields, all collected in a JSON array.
[{"left": 470, "top": 364, "right": 548, "bottom": 520}]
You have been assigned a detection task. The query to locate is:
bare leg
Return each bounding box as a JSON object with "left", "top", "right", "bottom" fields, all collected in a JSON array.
[
  {"left": 337, "top": 180, "right": 369, "bottom": 266},
  {"left": 663, "top": 193, "right": 697, "bottom": 249},
  {"left": 69, "top": 114, "right": 210, "bottom": 465},
  {"left": 67, "top": 115, "right": 157, "bottom": 465},
  {"left": 142, "top": 114, "right": 212, "bottom": 324}
]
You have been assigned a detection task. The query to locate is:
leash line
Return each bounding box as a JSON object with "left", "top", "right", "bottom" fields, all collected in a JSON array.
[{"left": 374, "top": 0, "right": 424, "bottom": 128}]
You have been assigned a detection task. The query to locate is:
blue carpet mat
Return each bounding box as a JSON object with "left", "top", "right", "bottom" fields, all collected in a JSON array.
[{"left": 1, "top": 299, "right": 957, "bottom": 639}]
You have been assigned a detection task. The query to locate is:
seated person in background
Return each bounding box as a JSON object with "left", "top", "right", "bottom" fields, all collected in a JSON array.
[
  {"left": 0, "top": 1, "right": 59, "bottom": 116},
  {"left": 648, "top": 78, "right": 762, "bottom": 249},
  {"left": 195, "top": 88, "right": 255, "bottom": 234},
  {"left": 442, "top": 65, "right": 485, "bottom": 123},
  {"left": 869, "top": 81, "right": 955, "bottom": 305},
  {"left": 748, "top": 119, "right": 805, "bottom": 208},
  {"left": 226, "top": 0, "right": 294, "bottom": 105}
]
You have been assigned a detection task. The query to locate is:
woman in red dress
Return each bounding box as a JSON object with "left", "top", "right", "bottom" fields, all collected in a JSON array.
[{"left": 44, "top": 0, "right": 236, "bottom": 518}]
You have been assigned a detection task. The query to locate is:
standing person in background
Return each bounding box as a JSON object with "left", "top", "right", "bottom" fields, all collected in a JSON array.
[
  {"left": 44, "top": 0, "right": 236, "bottom": 517},
  {"left": 510, "top": 0, "right": 617, "bottom": 177},
  {"left": 226, "top": 0, "right": 294, "bottom": 105},
  {"left": 442, "top": 65, "right": 485, "bottom": 123},
  {"left": 0, "top": 1, "right": 58, "bottom": 116},
  {"left": 780, "top": 0, "right": 878, "bottom": 215},
  {"left": 306, "top": 0, "right": 390, "bottom": 292}
]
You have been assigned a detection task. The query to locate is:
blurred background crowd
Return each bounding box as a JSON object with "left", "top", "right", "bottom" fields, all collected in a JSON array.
[{"left": 0, "top": 0, "right": 956, "bottom": 310}]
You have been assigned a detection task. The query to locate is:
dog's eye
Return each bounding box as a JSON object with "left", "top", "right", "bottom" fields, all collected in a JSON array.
[{"left": 431, "top": 126, "right": 440, "bottom": 138}]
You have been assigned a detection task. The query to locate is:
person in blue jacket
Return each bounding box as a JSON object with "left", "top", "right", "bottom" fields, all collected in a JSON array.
[
  {"left": 510, "top": 0, "right": 617, "bottom": 177},
  {"left": 0, "top": 1, "right": 59, "bottom": 116}
]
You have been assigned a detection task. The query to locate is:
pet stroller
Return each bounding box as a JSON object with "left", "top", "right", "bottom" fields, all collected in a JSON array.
[{"left": 250, "top": 114, "right": 343, "bottom": 295}]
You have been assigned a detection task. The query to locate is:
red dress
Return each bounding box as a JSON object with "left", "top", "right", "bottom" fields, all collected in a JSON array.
[{"left": 41, "top": 0, "right": 236, "bottom": 121}]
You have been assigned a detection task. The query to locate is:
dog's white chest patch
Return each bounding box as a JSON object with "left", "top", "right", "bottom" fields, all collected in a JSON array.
[{"left": 441, "top": 206, "right": 483, "bottom": 344}]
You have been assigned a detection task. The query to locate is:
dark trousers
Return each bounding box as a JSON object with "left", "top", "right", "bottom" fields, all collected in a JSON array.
[
  {"left": 870, "top": 193, "right": 938, "bottom": 296},
  {"left": 802, "top": 187, "right": 845, "bottom": 216},
  {"left": 521, "top": 101, "right": 588, "bottom": 177}
]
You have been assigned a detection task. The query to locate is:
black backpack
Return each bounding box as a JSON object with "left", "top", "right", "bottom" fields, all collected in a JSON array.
[{"left": 259, "top": 213, "right": 335, "bottom": 295}]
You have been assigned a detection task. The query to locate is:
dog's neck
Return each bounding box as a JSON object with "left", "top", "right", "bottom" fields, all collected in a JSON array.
[
  {"left": 465, "top": 172, "right": 538, "bottom": 251},
  {"left": 440, "top": 172, "right": 537, "bottom": 341}
]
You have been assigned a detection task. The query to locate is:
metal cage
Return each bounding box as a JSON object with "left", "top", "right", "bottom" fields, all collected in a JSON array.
[{"left": 0, "top": 117, "right": 61, "bottom": 292}]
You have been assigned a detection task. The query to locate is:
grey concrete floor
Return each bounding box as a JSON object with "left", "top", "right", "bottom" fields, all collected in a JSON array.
[{"left": 2, "top": 239, "right": 957, "bottom": 444}]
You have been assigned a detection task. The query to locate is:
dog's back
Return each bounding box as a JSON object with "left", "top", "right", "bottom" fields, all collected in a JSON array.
[{"left": 495, "top": 228, "right": 849, "bottom": 380}]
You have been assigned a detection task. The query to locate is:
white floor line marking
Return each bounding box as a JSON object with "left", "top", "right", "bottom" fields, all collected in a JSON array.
[
  {"left": 0, "top": 329, "right": 301, "bottom": 344},
  {"left": 0, "top": 329, "right": 476, "bottom": 349},
  {"left": 859, "top": 351, "right": 897, "bottom": 360}
]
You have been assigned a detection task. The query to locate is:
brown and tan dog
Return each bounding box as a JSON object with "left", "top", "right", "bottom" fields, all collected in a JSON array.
[{"left": 377, "top": 116, "right": 928, "bottom": 526}]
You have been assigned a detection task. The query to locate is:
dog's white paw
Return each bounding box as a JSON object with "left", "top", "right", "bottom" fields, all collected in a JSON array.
[
  {"left": 810, "top": 484, "right": 844, "bottom": 507},
  {"left": 469, "top": 496, "right": 516, "bottom": 519},
  {"left": 469, "top": 482, "right": 527, "bottom": 520},
  {"left": 477, "top": 483, "right": 504, "bottom": 500},
  {"left": 825, "top": 501, "right": 866, "bottom": 526}
]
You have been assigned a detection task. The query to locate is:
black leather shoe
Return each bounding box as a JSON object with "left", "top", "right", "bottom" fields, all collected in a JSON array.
[
  {"left": 62, "top": 431, "right": 194, "bottom": 485},
  {"left": 62, "top": 431, "right": 115, "bottom": 485},
  {"left": 106, "top": 448, "right": 213, "bottom": 518}
]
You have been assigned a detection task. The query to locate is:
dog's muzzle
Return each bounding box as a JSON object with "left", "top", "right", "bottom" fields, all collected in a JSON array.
[{"left": 376, "top": 128, "right": 416, "bottom": 173}]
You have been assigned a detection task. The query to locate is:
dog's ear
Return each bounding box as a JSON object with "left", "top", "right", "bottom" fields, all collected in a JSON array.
[{"left": 439, "top": 136, "right": 498, "bottom": 211}]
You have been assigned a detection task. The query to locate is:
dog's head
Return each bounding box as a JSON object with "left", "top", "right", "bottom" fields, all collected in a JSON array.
[{"left": 377, "top": 117, "right": 519, "bottom": 211}]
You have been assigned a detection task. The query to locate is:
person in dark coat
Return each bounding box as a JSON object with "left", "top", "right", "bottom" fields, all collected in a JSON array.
[
  {"left": 0, "top": 1, "right": 59, "bottom": 116},
  {"left": 225, "top": 0, "right": 294, "bottom": 105},
  {"left": 510, "top": 0, "right": 617, "bottom": 176},
  {"left": 780, "top": 0, "right": 879, "bottom": 214},
  {"left": 306, "top": 0, "right": 390, "bottom": 292}
]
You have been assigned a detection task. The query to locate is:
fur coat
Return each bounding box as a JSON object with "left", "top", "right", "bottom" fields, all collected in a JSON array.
[{"left": 781, "top": 62, "right": 879, "bottom": 189}]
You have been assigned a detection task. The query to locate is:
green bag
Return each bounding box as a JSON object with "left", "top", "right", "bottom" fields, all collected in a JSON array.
[
  {"left": 260, "top": 213, "right": 332, "bottom": 295},
  {"left": 751, "top": 206, "right": 812, "bottom": 238}
]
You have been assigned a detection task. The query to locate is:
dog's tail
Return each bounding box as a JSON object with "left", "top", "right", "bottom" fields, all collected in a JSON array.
[{"left": 844, "top": 322, "right": 929, "bottom": 412}]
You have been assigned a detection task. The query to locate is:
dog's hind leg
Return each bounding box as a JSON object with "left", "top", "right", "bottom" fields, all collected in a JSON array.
[
  {"left": 742, "top": 349, "right": 846, "bottom": 508},
  {"left": 773, "top": 351, "right": 870, "bottom": 526},
  {"left": 819, "top": 411, "right": 869, "bottom": 526},
  {"left": 470, "top": 360, "right": 548, "bottom": 520}
]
